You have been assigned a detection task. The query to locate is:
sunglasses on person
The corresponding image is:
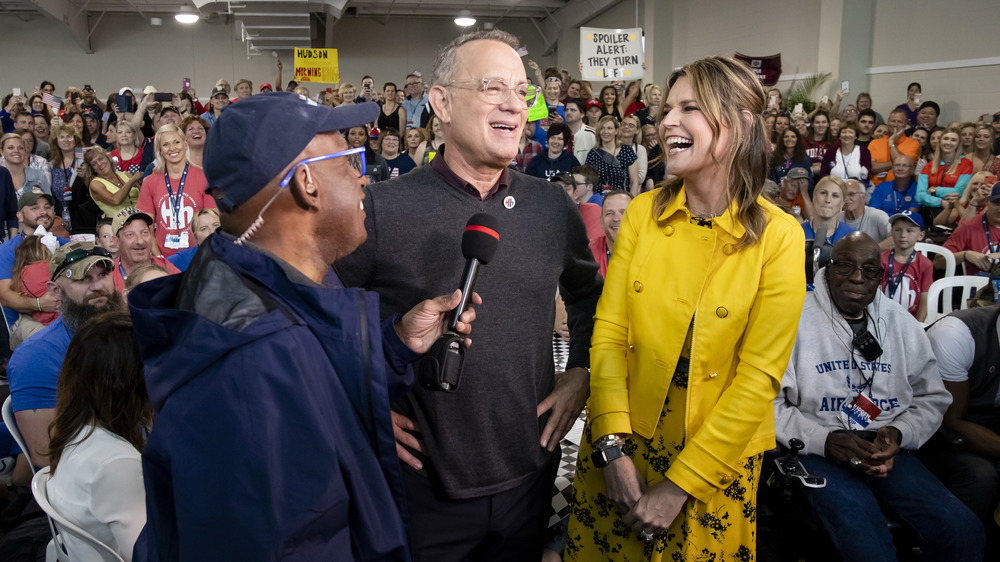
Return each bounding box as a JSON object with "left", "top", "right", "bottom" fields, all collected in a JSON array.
[
  {"left": 51, "top": 246, "right": 113, "bottom": 280},
  {"left": 278, "top": 146, "right": 366, "bottom": 188}
]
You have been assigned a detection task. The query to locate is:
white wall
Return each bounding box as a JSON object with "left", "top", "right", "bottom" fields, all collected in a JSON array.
[
  {"left": 0, "top": 13, "right": 556, "bottom": 102},
  {"left": 868, "top": 0, "right": 1000, "bottom": 123},
  {"left": 325, "top": 16, "right": 556, "bottom": 90}
]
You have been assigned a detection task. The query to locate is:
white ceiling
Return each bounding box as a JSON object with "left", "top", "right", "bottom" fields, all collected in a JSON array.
[{"left": 0, "top": 0, "right": 613, "bottom": 54}]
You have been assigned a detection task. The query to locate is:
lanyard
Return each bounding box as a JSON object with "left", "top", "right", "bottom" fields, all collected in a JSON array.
[
  {"left": 118, "top": 258, "right": 128, "bottom": 281},
  {"left": 983, "top": 214, "right": 999, "bottom": 255},
  {"left": 890, "top": 188, "right": 908, "bottom": 215},
  {"left": 885, "top": 249, "right": 916, "bottom": 299},
  {"left": 164, "top": 165, "right": 188, "bottom": 227}
]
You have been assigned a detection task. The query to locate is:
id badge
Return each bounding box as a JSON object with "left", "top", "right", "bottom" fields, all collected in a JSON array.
[
  {"left": 838, "top": 393, "right": 882, "bottom": 430},
  {"left": 164, "top": 234, "right": 183, "bottom": 249}
]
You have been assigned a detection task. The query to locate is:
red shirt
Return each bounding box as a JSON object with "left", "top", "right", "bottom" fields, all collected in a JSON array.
[
  {"left": 111, "top": 142, "right": 145, "bottom": 175},
  {"left": 920, "top": 158, "right": 974, "bottom": 189},
  {"left": 943, "top": 212, "right": 1000, "bottom": 276},
  {"left": 579, "top": 202, "right": 602, "bottom": 242},
  {"left": 112, "top": 255, "right": 180, "bottom": 291},
  {"left": 880, "top": 249, "right": 933, "bottom": 317},
  {"left": 137, "top": 165, "right": 217, "bottom": 257},
  {"left": 589, "top": 235, "right": 610, "bottom": 278}
]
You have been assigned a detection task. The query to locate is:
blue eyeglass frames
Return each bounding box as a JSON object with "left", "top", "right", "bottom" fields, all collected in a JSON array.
[{"left": 278, "top": 146, "right": 366, "bottom": 188}]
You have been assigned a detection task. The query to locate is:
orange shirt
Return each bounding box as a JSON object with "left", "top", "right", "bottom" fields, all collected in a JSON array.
[{"left": 869, "top": 134, "right": 920, "bottom": 186}]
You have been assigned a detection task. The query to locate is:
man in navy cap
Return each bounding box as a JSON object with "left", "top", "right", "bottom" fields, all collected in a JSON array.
[{"left": 128, "top": 92, "right": 480, "bottom": 561}]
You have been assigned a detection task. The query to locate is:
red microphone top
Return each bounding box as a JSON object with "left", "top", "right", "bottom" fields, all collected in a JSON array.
[{"left": 465, "top": 224, "right": 499, "bottom": 240}]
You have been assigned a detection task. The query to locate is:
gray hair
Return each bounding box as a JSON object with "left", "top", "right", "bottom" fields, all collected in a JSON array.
[{"left": 432, "top": 29, "right": 521, "bottom": 86}]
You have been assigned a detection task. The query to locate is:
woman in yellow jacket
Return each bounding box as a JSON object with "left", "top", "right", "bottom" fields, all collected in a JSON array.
[{"left": 566, "top": 56, "right": 806, "bottom": 561}]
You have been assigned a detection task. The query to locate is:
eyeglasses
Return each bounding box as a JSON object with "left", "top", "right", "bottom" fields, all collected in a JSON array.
[
  {"left": 447, "top": 78, "right": 538, "bottom": 109},
  {"left": 52, "top": 246, "right": 112, "bottom": 280},
  {"left": 828, "top": 260, "right": 882, "bottom": 280},
  {"left": 278, "top": 146, "right": 366, "bottom": 188}
]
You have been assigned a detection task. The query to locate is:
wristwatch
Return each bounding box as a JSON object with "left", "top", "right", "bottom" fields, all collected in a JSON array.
[{"left": 591, "top": 434, "right": 628, "bottom": 468}]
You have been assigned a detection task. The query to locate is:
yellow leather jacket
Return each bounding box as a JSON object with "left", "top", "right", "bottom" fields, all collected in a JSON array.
[{"left": 589, "top": 188, "right": 805, "bottom": 502}]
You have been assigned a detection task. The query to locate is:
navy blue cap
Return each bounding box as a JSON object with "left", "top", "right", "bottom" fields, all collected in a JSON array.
[{"left": 203, "top": 92, "right": 379, "bottom": 213}]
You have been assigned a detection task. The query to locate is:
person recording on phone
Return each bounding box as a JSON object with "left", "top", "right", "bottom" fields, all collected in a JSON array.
[
  {"left": 775, "top": 231, "right": 982, "bottom": 562},
  {"left": 128, "top": 92, "right": 480, "bottom": 561},
  {"left": 335, "top": 30, "right": 602, "bottom": 560}
]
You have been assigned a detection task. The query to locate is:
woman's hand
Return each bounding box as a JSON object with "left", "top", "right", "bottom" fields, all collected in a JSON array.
[
  {"left": 941, "top": 193, "right": 959, "bottom": 209},
  {"left": 624, "top": 477, "right": 689, "bottom": 538},
  {"left": 927, "top": 185, "right": 937, "bottom": 196},
  {"left": 602, "top": 455, "right": 645, "bottom": 515}
]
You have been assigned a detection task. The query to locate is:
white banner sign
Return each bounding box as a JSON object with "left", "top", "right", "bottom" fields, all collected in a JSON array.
[{"left": 580, "top": 27, "right": 644, "bottom": 81}]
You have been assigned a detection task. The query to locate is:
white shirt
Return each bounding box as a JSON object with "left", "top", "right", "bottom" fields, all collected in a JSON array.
[
  {"left": 573, "top": 125, "right": 596, "bottom": 163},
  {"left": 47, "top": 426, "right": 146, "bottom": 562}
]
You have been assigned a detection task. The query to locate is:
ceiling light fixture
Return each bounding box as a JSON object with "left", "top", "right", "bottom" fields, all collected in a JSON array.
[
  {"left": 454, "top": 10, "right": 475, "bottom": 27},
  {"left": 175, "top": 6, "right": 200, "bottom": 24}
]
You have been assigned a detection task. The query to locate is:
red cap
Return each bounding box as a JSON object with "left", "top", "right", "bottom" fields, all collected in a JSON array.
[
  {"left": 586, "top": 100, "right": 601, "bottom": 110},
  {"left": 259, "top": 83, "right": 273, "bottom": 92}
]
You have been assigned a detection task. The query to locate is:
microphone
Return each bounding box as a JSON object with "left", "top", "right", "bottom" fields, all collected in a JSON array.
[
  {"left": 448, "top": 213, "right": 500, "bottom": 332},
  {"left": 419, "top": 213, "right": 499, "bottom": 393}
]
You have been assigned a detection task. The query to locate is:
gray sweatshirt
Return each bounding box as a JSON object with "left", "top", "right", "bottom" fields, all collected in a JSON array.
[{"left": 774, "top": 268, "right": 951, "bottom": 456}]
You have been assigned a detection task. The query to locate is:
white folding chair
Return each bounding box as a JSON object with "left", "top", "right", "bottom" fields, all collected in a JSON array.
[
  {"left": 3, "top": 396, "right": 67, "bottom": 562},
  {"left": 915, "top": 242, "right": 956, "bottom": 278},
  {"left": 32, "top": 467, "right": 126, "bottom": 562},
  {"left": 916, "top": 242, "right": 958, "bottom": 308},
  {"left": 2, "top": 396, "right": 37, "bottom": 475},
  {"left": 924, "top": 276, "right": 989, "bottom": 325}
]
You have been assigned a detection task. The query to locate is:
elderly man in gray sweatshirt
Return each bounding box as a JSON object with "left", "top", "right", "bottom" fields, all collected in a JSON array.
[{"left": 774, "top": 231, "right": 982, "bottom": 562}]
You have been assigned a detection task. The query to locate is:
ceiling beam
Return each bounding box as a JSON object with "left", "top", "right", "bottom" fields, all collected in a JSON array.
[
  {"left": 538, "top": 0, "right": 622, "bottom": 55},
  {"left": 27, "top": 0, "right": 93, "bottom": 52}
]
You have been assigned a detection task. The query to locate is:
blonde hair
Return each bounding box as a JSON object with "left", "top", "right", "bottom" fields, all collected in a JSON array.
[
  {"left": 115, "top": 120, "right": 144, "bottom": 151},
  {"left": 815, "top": 175, "right": 848, "bottom": 197},
  {"left": 234, "top": 78, "right": 253, "bottom": 92},
  {"left": 152, "top": 124, "right": 187, "bottom": 174},
  {"left": 931, "top": 127, "right": 963, "bottom": 177},
  {"left": 12, "top": 236, "right": 52, "bottom": 293},
  {"left": 596, "top": 115, "right": 621, "bottom": 150},
  {"left": 80, "top": 146, "right": 115, "bottom": 185},
  {"left": 651, "top": 56, "right": 770, "bottom": 250}
]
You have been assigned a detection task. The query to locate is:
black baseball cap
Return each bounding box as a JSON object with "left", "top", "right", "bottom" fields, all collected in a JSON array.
[{"left": 203, "top": 92, "right": 379, "bottom": 213}]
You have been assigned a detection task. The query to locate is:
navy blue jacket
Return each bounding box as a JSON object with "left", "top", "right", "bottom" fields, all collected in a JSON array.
[{"left": 129, "top": 233, "right": 416, "bottom": 561}]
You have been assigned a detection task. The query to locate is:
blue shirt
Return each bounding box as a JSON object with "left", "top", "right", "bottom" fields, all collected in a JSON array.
[
  {"left": 0, "top": 234, "right": 70, "bottom": 326},
  {"left": 167, "top": 246, "right": 197, "bottom": 272},
  {"left": 8, "top": 317, "right": 72, "bottom": 412},
  {"left": 802, "top": 220, "right": 856, "bottom": 245},
  {"left": 870, "top": 178, "right": 919, "bottom": 216},
  {"left": 402, "top": 93, "right": 429, "bottom": 129}
]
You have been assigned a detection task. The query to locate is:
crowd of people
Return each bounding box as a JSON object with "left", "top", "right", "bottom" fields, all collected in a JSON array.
[{"left": 0, "top": 26, "right": 999, "bottom": 562}]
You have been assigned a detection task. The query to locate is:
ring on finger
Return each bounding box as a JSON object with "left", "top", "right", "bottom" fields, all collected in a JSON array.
[
  {"left": 639, "top": 530, "right": 654, "bottom": 542},
  {"left": 850, "top": 457, "right": 863, "bottom": 469}
]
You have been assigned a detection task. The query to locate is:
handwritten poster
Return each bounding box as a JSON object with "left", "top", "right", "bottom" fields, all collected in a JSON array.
[
  {"left": 580, "top": 27, "right": 644, "bottom": 81},
  {"left": 294, "top": 48, "right": 339, "bottom": 83}
]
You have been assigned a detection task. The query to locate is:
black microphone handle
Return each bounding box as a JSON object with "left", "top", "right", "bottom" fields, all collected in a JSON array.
[{"left": 449, "top": 258, "right": 480, "bottom": 333}]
